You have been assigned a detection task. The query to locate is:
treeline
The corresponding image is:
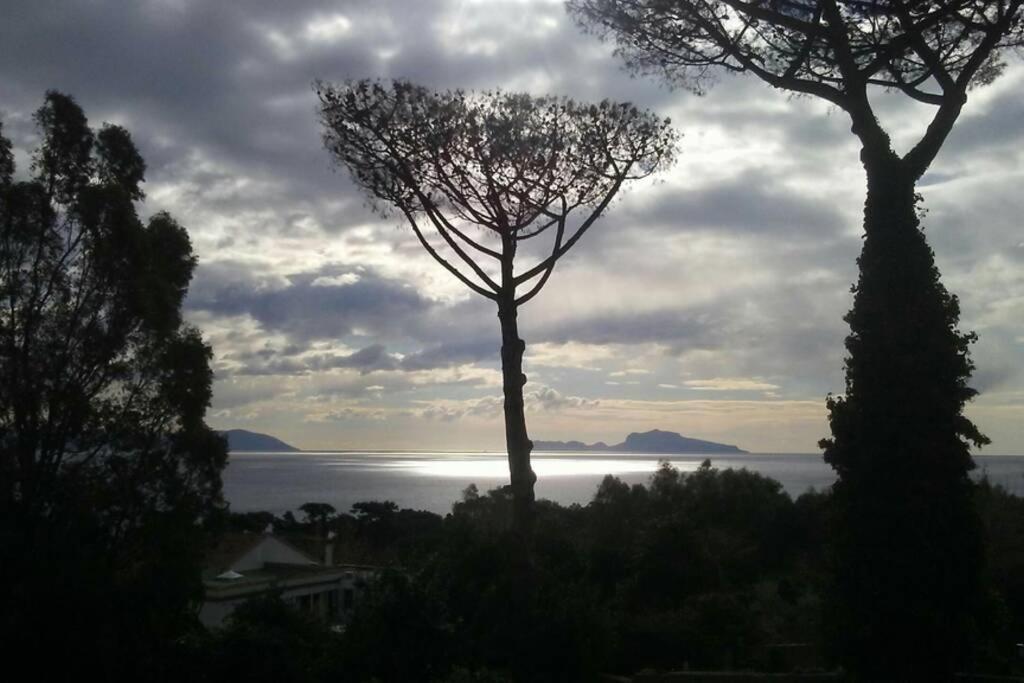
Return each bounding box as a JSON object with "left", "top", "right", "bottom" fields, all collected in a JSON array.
[{"left": 188, "top": 461, "right": 1024, "bottom": 682}]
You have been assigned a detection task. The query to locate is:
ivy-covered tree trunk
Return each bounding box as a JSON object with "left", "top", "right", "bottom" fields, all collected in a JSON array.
[
  {"left": 498, "top": 237, "right": 536, "bottom": 537},
  {"left": 821, "top": 146, "right": 987, "bottom": 679}
]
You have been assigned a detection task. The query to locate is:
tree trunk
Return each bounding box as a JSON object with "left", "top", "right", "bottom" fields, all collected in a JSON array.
[
  {"left": 497, "top": 233, "right": 536, "bottom": 538},
  {"left": 821, "top": 146, "right": 986, "bottom": 679},
  {"left": 497, "top": 293, "right": 536, "bottom": 537}
]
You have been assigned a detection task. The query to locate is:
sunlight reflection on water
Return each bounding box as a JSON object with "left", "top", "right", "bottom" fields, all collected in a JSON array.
[
  {"left": 223, "top": 451, "right": 1024, "bottom": 515},
  {"left": 388, "top": 457, "right": 696, "bottom": 478}
]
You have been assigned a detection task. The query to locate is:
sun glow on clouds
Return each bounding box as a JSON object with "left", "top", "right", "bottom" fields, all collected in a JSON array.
[
  {"left": 304, "top": 14, "right": 352, "bottom": 43},
  {"left": 311, "top": 273, "right": 361, "bottom": 287},
  {"left": 528, "top": 342, "right": 617, "bottom": 370},
  {"left": 685, "top": 378, "right": 781, "bottom": 392},
  {"left": 437, "top": 0, "right": 562, "bottom": 58},
  {"left": 256, "top": 13, "right": 354, "bottom": 62}
]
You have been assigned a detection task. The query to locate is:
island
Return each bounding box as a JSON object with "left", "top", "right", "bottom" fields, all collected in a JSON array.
[
  {"left": 534, "top": 429, "right": 747, "bottom": 454},
  {"left": 220, "top": 429, "right": 300, "bottom": 453}
]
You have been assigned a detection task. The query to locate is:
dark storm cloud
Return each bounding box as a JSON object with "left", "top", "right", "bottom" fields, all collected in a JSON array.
[
  {"left": 536, "top": 308, "right": 725, "bottom": 348},
  {"left": 530, "top": 280, "right": 847, "bottom": 380},
  {"left": 223, "top": 334, "right": 500, "bottom": 378},
  {"left": 187, "top": 260, "right": 433, "bottom": 341},
  {"left": 399, "top": 339, "right": 498, "bottom": 371},
  {"left": 188, "top": 259, "right": 502, "bottom": 376},
  {"left": 622, "top": 171, "right": 848, "bottom": 237},
  {"left": 0, "top": 0, "right": 821, "bottom": 258},
  {"left": 224, "top": 343, "right": 405, "bottom": 376},
  {"left": 1, "top": 1, "right": 376, "bottom": 240},
  {"left": 0, "top": 0, "right": 675, "bottom": 221},
  {"left": 190, "top": 249, "right": 847, "bottom": 384},
  {"left": 325, "top": 344, "right": 399, "bottom": 373}
]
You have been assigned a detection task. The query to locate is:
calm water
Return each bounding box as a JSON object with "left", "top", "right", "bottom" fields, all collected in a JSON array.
[{"left": 223, "top": 451, "right": 1024, "bottom": 516}]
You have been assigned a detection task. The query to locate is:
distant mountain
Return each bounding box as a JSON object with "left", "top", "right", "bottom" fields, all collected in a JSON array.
[
  {"left": 535, "top": 429, "right": 746, "bottom": 454},
  {"left": 533, "top": 439, "right": 611, "bottom": 451},
  {"left": 220, "top": 429, "right": 300, "bottom": 453},
  {"left": 617, "top": 429, "right": 746, "bottom": 454}
]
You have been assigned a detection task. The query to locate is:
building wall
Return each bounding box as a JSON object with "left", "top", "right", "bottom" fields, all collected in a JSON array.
[{"left": 201, "top": 571, "right": 371, "bottom": 629}]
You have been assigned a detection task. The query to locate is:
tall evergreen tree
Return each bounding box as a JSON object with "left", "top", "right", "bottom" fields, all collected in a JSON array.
[{"left": 567, "top": 0, "right": 1023, "bottom": 676}]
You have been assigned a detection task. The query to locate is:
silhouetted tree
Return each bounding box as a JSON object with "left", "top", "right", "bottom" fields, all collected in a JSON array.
[
  {"left": 351, "top": 499, "right": 399, "bottom": 520},
  {"left": 0, "top": 92, "right": 226, "bottom": 679},
  {"left": 317, "top": 80, "right": 676, "bottom": 535},
  {"left": 299, "top": 501, "right": 337, "bottom": 537},
  {"left": 227, "top": 509, "right": 277, "bottom": 534},
  {"left": 568, "top": 1, "right": 1023, "bottom": 675}
]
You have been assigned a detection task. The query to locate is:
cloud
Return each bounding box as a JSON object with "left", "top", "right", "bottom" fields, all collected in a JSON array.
[
  {"left": 528, "top": 386, "right": 600, "bottom": 411},
  {"left": 187, "top": 261, "right": 438, "bottom": 343},
  {"left": 304, "top": 406, "right": 391, "bottom": 423},
  {"left": 3, "top": 0, "right": 1022, "bottom": 451},
  {"left": 620, "top": 170, "right": 849, "bottom": 238},
  {"left": 311, "top": 272, "right": 361, "bottom": 287},
  {"left": 313, "top": 344, "right": 400, "bottom": 373},
  {"left": 418, "top": 385, "right": 598, "bottom": 422},
  {"left": 528, "top": 341, "right": 617, "bottom": 370},
  {"left": 684, "top": 377, "right": 781, "bottom": 392},
  {"left": 942, "top": 71, "right": 1024, "bottom": 160},
  {"left": 399, "top": 339, "right": 497, "bottom": 371}
]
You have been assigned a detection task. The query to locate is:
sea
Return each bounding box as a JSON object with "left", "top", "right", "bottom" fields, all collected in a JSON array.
[{"left": 222, "top": 451, "right": 1024, "bottom": 516}]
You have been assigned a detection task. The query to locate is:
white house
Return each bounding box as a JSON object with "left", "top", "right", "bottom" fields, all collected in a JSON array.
[{"left": 200, "top": 533, "right": 375, "bottom": 629}]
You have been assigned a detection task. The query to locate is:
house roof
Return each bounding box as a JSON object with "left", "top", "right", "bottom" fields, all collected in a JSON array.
[
  {"left": 286, "top": 534, "right": 329, "bottom": 561},
  {"left": 203, "top": 532, "right": 319, "bottom": 579},
  {"left": 204, "top": 533, "right": 265, "bottom": 576}
]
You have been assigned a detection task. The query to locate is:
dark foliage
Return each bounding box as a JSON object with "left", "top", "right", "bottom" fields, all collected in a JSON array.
[
  {"left": 973, "top": 477, "right": 1024, "bottom": 670},
  {"left": 227, "top": 509, "right": 278, "bottom": 534},
  {"left": 226, "top": 499, "right": 446, "bottom": 567},
  {"left": 336, "top": 462, "right": 829, "bottom": 681},
  {"left": 202, "top": 464, "right": 1024, "bottom": 681},
  {"left": 185, "top": 593, "right": 340, "bottom": 683},
  {"left": 0, "top": 92, "right": 226, "bottom": 680},
  {"left": 300, "top": 501, "right": 337, "bottom": 539},
  {"left": 340, "top": 571, "right": 455, "bottom": 682}
]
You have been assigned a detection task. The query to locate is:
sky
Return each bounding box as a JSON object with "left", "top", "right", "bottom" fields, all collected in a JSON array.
[{"left": 1, "top": 0, "right": 1022, "bottom": 454}]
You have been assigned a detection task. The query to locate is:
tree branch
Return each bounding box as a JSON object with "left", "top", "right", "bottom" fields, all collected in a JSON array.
[
  {"left": 514, "top": 171, "right": 626, "bottom": 286},
  {"left": 400, "top": 207, "right": 498, "bottom": 300},
  {"left": 414, "top": 191, "right": 502, "bottom": 292},
  {"left": 515, "top": 213, "right": 566, "bottom": 307}
]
